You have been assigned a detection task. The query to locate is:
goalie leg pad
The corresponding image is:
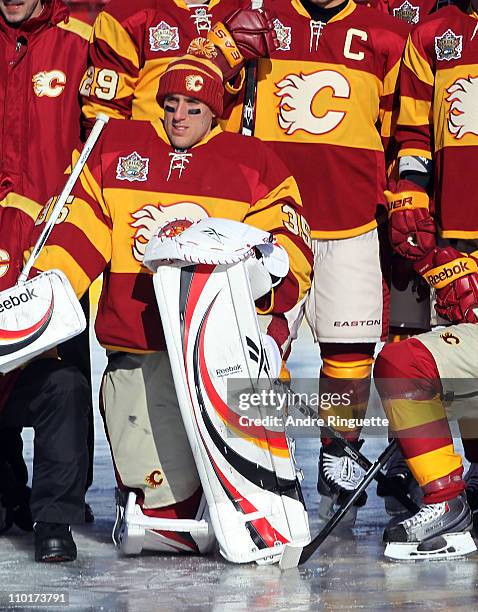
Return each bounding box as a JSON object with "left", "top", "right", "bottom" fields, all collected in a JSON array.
[{"left": 152, "top": 261, "right": 310, "bottom": 564}]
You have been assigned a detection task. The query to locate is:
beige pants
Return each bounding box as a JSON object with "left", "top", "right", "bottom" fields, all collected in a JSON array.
[
  {"left": 286, "top": 229, "right": 385, "bottom": 346},
  {"left": 101, "top": 351, "right": 200, "bottom": 508}
]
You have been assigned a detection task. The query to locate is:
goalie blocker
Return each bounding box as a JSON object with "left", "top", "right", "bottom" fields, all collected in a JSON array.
[{"left": 111, "top": 219, "right": 310, "bottom": 565}]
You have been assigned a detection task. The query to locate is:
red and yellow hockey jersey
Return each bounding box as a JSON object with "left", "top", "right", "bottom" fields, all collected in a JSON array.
[
  {"left": 31, "top": 119, "right": 313, "bottom": 353},
  {"left": 396, "top": 6, "right": 478, "bottom": 238},
  {"left": 0, "top": 0, "right": 91, "bottom": 205},
  {"left": 253, "top": 0, "right": 409, "bottom": 238},
  {"left": 81, "top": 0, "right": 246, "bottom": 127},
  {"left": 0, "top": 175, "right": 42, "bottom": 413}
]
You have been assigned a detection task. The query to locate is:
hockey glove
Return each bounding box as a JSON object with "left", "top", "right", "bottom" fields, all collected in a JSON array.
[
  {"left": 207, "top": 8, "right": 278, "bottom": 81},
  {"left": 385, "top": 180, "right": 436, "bottom": 260},
  {"left": 414, "top": 246, "right": 478, "bottom": 324}
]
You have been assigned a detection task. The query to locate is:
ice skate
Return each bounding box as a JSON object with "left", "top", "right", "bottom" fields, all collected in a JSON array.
[
  {"left": 113, "top": 489, "right": 216, "bottom": 556},
  {"left": 465, "top": 463, "right": 478, "bottom": 533},
  {"left": 318, "top": 439, "right": 367, "bottom": 527},
  {"left": 383, "top": 493, "right": 476, "bottom": 560},
  {"left": 376, "top": 446, "right": 422, "bottom": 517}
]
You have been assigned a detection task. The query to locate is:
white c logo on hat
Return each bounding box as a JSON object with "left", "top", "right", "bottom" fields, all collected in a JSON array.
[{"left": 186, "top": 75, "right": 204, "bottom": 92}]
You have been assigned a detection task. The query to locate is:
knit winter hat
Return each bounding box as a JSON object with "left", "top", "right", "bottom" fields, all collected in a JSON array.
[{"left": 157, "top": 47, "right": 224, "bottom": 117}]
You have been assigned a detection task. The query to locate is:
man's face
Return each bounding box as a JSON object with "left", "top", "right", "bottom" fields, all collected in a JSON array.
[
  {"left": 0, "top": 0, "right": 43, "bottom": 25},
  {"left": 163, "top": 94, "right": 214, "bottom": 149}
]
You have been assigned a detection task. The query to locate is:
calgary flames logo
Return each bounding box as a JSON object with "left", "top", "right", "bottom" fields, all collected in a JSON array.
[
  {"left": 32, "top": 70, "right": 66, "bottom": 98},
  {"left": 0, "top": 249, "right": 10, "bottom": 278},
  {"left": 185, "top": 74, "right": 204, "bottom": 92},
  {"left": 130, "top": 202, "right": 208, "bottom": 262},
  {"left": 145, "top": 469, "right": 164, "bottom": 488},
  {"left": 440, "top": 331, "right": 460, "bottom": 345},
  {"left": 275, "top": 70, "right": 350, "bottom": 135},
  {"left": 446, "top": 76, "right": 478, "bottom": 139}
]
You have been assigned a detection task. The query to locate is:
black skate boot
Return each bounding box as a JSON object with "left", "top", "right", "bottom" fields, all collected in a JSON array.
[
  {"left": 34, "top": 522, "right": 77, "bottom": 563},
  {"left": 317, "top": 439, "right": 367, "bottom": 527},
  {"left": 464, "top": 463, "right": 478, "bottom": 533},
  {"left": 383, "top": 493, "right": 476, "bottom": 560},
  {"left": 376, "top": 445, "right": 422, "bottom": 517}
]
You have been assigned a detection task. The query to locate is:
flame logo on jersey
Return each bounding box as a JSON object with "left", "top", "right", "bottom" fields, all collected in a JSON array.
[
  {"left": 130, "top": 202, "right": 208, "bottom": 262},
  {"left": 446, "top": 76, "right": 478, "bottom": 139},
  {"left": 149, "top": 21, "right": 180, "bottom": 52},
  {"left": 32, "top": 70, "right": 66, "bottom": 98},
  {"left": 275, "top": 70, "right": 350, "bottom": 135},
  {"left": 0, "top": 249, "right": 10, "bottom": 278},
  {"left": 144, "top": 469, "right": 164, "bottom": 488}
]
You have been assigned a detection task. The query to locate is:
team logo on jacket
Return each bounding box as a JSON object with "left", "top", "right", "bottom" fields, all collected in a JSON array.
[
  {"left": 191, "top": 7, "right": 212, "bottom": 34},
  {"left": 130, "top": 202, "right": 208, "bottom": 262},
  {"left": 273, "top": 19, "right": 291, "bottom": 51},
  {"left": 32, "top": 70, "right": 66, "bottom": 97},
  {"left": 116, "top": 152, "right": 149, "bottom": 182},
  {"left": 276, "top": 70, "right": 350, "bottom": 135},
  {"left": 392, "top": 2, "right": 419, "bottom": 24},
  {"left": 435, "top": 29, "right": 462, "bottom": 62},
  {"left": 446, "top": 76, "right": 478, "bottom": 139},
  {"left": 440, "top": 331, "right": 460, "bottom": 345},
  {"left": 0, "top": 249, "right": 10, "bottom": 278},
  {"left": 149, "top": 21, "right": 180, "bottom": 52}
]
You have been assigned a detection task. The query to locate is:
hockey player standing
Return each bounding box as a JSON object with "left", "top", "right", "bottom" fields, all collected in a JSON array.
[
  {"left": 27, "top": 50, "right": 313, "bottom": 554},
  {"left": 0, "top": 0, "right": 95, "bottom": 529},
  {"left": 0, "top": 174, "right": 90, "bottom": 562},
  {"left": 375, "top": 0, "right": 478, "bottom": 558},
  {"left": 80, "top": 0, "right": 249, "bottom": 131},
  {"left": 249, "top": 0, "right": 409, "bottom": 523}
]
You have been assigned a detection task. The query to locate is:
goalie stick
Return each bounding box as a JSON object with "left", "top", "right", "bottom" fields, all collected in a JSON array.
[
  {"left": 241, "top": 0, "right": 263, "bottom": 136},
  {"left": 19, "top": 113, "right": 110, "bottom": 282}
]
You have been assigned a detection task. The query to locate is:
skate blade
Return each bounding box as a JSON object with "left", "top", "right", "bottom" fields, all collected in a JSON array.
[
  {"left": 279, "top": 543, "right": 303, "bottom": 570},
  {"left": 384, "top": 532, "right": 477, "bottom": 561}
]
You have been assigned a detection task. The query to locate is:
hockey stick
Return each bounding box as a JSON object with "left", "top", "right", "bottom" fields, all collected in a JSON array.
[
  {"left": 275, "top": 386, "right": 420, "bottom": 569},
  {"left": 19, "top": 113, "right": 110, "bottom": 283},
  {"left": 241, "top": 0, "right": 263, "bottom": 136},
  {"left": 280, "top": 385, "right": 420, "bottom": 513},
  {"left": 280, "top": 440, "right": 399, "bottom": 569}
]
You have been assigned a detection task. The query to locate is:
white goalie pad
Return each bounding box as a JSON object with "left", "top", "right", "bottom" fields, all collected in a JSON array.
[
  {"left": 0, "top": 270, "right": 86, "bottom": 374},
  {"left": 151, "top": 259, "right": 310, "bottom": 565},
  {"left": 113, "top": 490, "right": 216, "bottom": 556}
]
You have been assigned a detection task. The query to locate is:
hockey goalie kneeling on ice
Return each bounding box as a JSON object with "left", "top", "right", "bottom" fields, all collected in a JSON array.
[{"left": 112, "top": 218, "right": 310, "bottom": 564}]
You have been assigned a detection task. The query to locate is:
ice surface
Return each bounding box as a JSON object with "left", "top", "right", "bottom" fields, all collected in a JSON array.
[{"left": 1, "top": 326, "right": 477, "bottom": 611}]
